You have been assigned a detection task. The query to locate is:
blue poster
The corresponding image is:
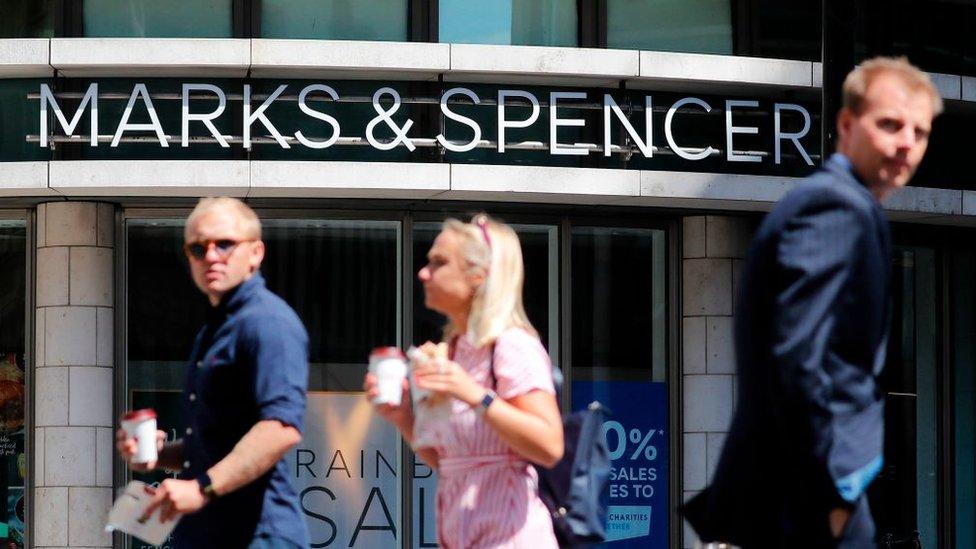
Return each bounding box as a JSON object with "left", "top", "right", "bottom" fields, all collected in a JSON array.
[{"left": 572, "top": 381, "right": 669, "bottom": 548}]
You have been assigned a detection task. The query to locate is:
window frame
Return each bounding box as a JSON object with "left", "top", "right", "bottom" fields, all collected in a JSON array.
[
  {"left": 52, "top": 0, "right": 822, "bottom": 63},
  {"left": 114, "top": 200, "right": 678, "bottom": 548},
  {"left": 0, "top": 209, "right": 34, "bottom": 549},
  {"left": 888, "top": 222, "right": 976, "bottom": 549}
]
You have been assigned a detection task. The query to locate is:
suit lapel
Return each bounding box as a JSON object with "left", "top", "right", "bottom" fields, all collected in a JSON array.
[{"left": 824, "top": 155, "right": 893, "bottom": 377}]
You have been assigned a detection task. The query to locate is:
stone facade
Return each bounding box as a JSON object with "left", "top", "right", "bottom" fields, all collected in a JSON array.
[
  {"left": 681, "top": 215, "right": 754, "bottom": 549},
  {"left": 34, "top": 202, "right": 115, "bottom": 549}
]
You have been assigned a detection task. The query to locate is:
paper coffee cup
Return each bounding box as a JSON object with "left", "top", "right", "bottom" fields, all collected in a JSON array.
[
  {"left": 121, "top": 409, "right": 158, "bottom": 464},
  {"left": 369, "top": 347, "right": 407, "bottom": 406}
]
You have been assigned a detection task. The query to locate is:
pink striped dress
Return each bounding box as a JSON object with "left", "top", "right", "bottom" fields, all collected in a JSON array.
[{"left": 431, "top": 327, "right": 559, "bottom": 549}]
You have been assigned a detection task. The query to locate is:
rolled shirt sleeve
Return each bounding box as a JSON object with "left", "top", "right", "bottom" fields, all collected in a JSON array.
[{"left": 243, "top": 313, "right": 310, "bottom": 434}]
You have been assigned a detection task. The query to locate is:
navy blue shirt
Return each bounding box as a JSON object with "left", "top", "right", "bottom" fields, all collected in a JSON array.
[{"left": 174, "top": 273, "right": 310, "bottom": 548}]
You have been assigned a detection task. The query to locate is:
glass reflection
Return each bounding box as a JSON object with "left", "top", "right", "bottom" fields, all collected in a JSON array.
[
  {"left": 0, "top": 222, "right": 26, "bottom": 548},
  {"left": 84, "top": 0, "right": 232, "bottom": 38},
  {"left": 0, "top": 0, "right": 52, "bottom": 38},
  {"left": 607, "top": 0, "right": 732, "bottom": 54},
  {"left": 439, "top": 0, "right": 577, "bottom": 46},
  {"left": 261, "top": 0, "right": 408, "bottom": 41},
  {"left": 571, "top": 227, "right": 666, "bottom": 382}
]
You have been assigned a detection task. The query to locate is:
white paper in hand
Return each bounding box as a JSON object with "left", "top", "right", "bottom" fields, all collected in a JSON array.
[{"left": 105, "top": 480, "right": 179, "bottom": 546}]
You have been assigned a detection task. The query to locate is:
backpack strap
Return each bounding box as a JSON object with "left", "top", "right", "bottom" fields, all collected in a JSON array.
[{"left": 488, "top": 343, "right": 497, "bottom": 389}]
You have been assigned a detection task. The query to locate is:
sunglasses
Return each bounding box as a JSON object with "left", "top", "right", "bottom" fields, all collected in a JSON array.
[{"left": 183, "top": 239, "right": 251, "bottom": 260}]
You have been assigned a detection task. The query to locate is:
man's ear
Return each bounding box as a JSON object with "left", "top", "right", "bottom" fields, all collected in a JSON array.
[
  {"left": 836, "top": 108, "right": 854, "bottom": 143},
  {"left": 249, "top": 240, "right": 265, "bottom": 271}
]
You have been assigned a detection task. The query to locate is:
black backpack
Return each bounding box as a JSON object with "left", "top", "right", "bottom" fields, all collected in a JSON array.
[{"left": 489, "top": 348, "right": 612, "bottom": 546}]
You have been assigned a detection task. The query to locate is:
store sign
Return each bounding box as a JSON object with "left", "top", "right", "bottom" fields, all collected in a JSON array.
[
  {"left": 573, "top": 381, "right": 669, "bottom": 548},
  {"left": 288, "top": 393, "right": 406, "bottom": 548},
  {"left": 34, "top": 82, "right": 814, "bottom": 165}
]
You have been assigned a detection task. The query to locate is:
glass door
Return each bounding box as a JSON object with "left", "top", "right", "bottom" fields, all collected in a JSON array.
[
  {"left": 868, "top": 246, "right": 939, "bottom": 547},
  {"left": 950, "top": 251, "right": 976, "bottom": 548}
]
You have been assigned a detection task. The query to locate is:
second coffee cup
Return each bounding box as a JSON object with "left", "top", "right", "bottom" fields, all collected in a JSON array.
[{"left": 369, "top": 347, "right": 408, "bottom": 406}]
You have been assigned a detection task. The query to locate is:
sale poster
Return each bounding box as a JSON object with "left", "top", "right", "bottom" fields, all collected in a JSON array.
[
  {"left": 287, "top": 392, "right": 402, "bottom": 548},
  {"left": 572, "top": 381, "right": 669, "bottom": 548}
]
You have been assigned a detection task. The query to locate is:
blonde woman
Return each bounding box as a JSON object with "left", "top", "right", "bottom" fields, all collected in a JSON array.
[{"left": 365, "top": 214, "right": 564, "bottom": 548}]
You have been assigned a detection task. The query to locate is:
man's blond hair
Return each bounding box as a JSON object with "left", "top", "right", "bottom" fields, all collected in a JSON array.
[
  {"left": 842, "top": 56, "right": 943, "bottom": 116},
  {"left": 184, "top": 197, "right": 262, "bottom": 241}
]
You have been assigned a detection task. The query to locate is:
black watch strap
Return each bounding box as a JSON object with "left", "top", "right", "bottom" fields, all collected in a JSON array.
[
  {"left": 476, "top": 389, "right": 497, "bottom": 416},
  {"left": 196, "top": 472, "right": 217, "bottom": 501}
]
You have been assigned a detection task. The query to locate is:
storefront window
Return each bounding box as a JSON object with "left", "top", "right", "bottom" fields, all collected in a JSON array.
[
  {"left": 261, "top": 0, "right": 408, "bottom": 41},
  {"left": 0, "top": 221, "right": 27, "bottom": 548},
  {"left": 570, "top": 226, "right": 668, "bottom": 548},
  {"left": 83, "top": 0, "right": 233, "bottom": 38},
  {"left": 438, "top": 0, "right": 577, "bottom": 47},
  {"left": 0, "top": 0, "right": 53, "bottom": 37},
  {"left": 125, "top": 217, "right": 402, "bottom": 548},
  {"left": 606, "top": 0, "right": 732, "bottom": 55},
  {"left": 124, "top": 212, "right": 673, "bottom": 548}
]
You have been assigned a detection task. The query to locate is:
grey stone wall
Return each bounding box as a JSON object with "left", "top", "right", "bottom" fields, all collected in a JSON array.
[
  {"left": 681, "top": 215, "right": 754, "bottom": 549},
  {"left": 34, "top": 202, "right": 115, "bottom": 549}
]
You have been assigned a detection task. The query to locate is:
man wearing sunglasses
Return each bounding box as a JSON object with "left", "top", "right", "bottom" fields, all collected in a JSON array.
[{"left": 116, "top": 197, "right": 310, "bottom": 548}]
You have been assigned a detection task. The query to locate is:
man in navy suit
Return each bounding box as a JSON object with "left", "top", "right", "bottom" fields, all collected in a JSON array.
[{"left": 683, "top": 57, "right": 942, "bottom": 548}]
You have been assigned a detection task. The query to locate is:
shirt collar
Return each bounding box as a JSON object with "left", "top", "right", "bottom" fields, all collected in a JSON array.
[
  {"left": 825, "top": 153, "right": 877, "bottom": 199},
  {"left": 830, "top": 152, "right": 854, "bottom": 175},
  {"left": 210, "top": 272, "right": 264, "bottom": 318}
]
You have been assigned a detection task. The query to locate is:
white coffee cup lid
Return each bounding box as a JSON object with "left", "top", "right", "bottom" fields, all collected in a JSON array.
[
  {"left": 121, "top": 409, "right": 156, "bottom": 422},
  {"left": 369, "top": 347, "right": 405, "bottom": 361}
]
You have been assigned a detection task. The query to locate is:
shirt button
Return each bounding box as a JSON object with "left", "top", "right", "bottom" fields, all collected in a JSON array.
[
  {"left": 185, "top": 427, "right": 193, "bottom": 435},
  {"left": 189, "top": 393, "right": 196, "bottom": 402},
  {"left": 196, "top": 360, "right": 203, "bottom": 368},
  {"left": 183, "top": 460, "right": 190, "bottom": 469}
]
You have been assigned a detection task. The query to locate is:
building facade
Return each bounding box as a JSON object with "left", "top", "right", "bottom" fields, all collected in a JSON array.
[{"left": 0, "top": 1, "right": 974, "bottom": 548}]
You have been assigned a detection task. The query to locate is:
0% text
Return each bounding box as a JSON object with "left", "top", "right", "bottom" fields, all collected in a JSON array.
[{"left": 603, "top": 421, "right": 662, "bottom": 461}]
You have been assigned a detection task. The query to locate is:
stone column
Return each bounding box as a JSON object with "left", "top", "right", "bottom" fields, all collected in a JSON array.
[
  {"left": 680, "top": 215, "right": 753, "bottom": 549},
  {"left": 33, "top": 202, "right": 115, "bottom": 549}
]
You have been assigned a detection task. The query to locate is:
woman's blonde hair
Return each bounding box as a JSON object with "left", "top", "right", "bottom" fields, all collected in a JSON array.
[{"left": 441, "top": 213, "right": 536, "bottom": 347}]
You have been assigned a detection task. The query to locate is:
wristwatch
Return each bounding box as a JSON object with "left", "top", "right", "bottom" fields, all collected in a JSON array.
[
  {"left": 475, "top": 389, "right": 497, "bottom": 416},
  {"left": 196, "top": 472, "right": 218, "bottom": 501}
]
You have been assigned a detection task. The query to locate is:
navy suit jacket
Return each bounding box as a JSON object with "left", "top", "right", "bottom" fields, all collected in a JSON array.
[{"left": 683, "top": 156, "right": 891, "bottom": 547}]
